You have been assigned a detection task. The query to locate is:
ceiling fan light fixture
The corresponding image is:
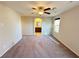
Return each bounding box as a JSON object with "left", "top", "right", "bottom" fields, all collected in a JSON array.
[{"left": 38, "top": 11, "right": 44, "bottom": 15}]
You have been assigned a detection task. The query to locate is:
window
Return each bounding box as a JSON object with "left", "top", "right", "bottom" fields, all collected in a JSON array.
[{"left": 54, "top": 19, "right": 60, "bottom": 32}]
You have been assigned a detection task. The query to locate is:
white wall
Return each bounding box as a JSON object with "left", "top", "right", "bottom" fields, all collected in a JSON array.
[
  {"left": 0, "top": 4, "right": 22, "bottom": 57},
  {"left": 21, "top": 16, "right": 52, "bottom": 35},
  {"left": 21, "top": 16, "right": 34, "bottom": 35},
  {"left": 42, "top": 17, "right": 52, "bottom": 35},
  {"left": 53, "top": 6, "right": 79, "bottom": 56}
]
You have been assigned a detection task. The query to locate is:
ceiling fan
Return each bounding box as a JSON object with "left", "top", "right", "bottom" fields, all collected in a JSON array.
[{"left": 32, "top": 6, "right": 52, "bottom": 15}]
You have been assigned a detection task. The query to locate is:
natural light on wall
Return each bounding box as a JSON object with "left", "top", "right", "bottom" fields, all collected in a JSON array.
[
  {"left": 54, "top": 20, "right": 60, "bottom": 33},
  {"left": 34, "top": 18, "right": 42, "bottom": 27}
]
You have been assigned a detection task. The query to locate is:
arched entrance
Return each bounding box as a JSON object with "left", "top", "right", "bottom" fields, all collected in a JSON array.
[{"left": 34, "top": 18, "right": 42, "bottom": 36}]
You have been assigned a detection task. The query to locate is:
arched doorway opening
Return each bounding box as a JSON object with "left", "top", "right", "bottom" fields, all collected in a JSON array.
[{"left": 34, "top": 18, "right": 42, "bottom": 36}]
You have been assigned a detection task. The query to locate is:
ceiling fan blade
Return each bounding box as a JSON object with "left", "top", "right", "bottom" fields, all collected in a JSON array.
[
  {"left": 44, "top": 12, "right": 50, "bottom": 14},
  {"left": 32, "top": 8, "right": 36, "bottom": 10},
  {"left": 44, "top": 8, "right": 51, "bottom": 11}
]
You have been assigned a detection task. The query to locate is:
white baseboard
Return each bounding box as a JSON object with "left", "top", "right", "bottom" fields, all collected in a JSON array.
[{"left": 0, "top": 37, "right": 22, "bottom": 57}]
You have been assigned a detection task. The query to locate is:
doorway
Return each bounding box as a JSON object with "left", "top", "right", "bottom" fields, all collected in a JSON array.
[{"left": 34, "top": 18, "right": 42, "bottom": 36}]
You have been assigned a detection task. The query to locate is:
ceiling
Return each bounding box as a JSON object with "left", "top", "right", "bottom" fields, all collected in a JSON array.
[{"left": 0, "top": 1, "right": 79, "bottom": 17}]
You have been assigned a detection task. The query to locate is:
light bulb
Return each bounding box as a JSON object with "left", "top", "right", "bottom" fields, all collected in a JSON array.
[{"left": 38, "top": 11, "right": 43, "bottom": 15}]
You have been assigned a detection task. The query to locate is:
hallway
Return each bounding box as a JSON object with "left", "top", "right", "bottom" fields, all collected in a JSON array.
[{"left": 2, "top": 36, "right": 78, "bottom": 58}]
